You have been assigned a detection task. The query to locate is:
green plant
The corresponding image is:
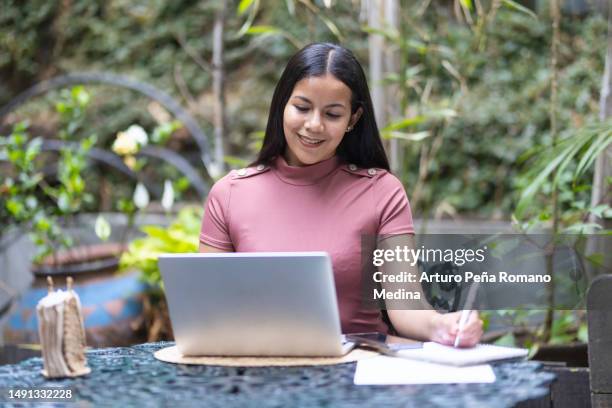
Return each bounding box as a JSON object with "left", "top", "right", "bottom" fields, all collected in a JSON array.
[
  {"left": 0, "top": 86, "right": 97, "bottom": 261},
  {"left": 378, "top": 3, "right": 605, "bottom": 218},
  {"left": 0, "top": 122, "right": 58, "bottom": 252},
  {"left": 3, "top": 2, "right": 605, "bottom": 220},
  {"left": 119, "top": 206, "right": 203, "bottom": 286},
  {"left": 43, "top": 87, "right": 97, "bottom": 250},
  {"left": 509, "top": 120, "right": 611, "bottom": 349},
  {"left": 491, "top": 309, "right": 589, "bottom": 355},
  {"left": 515, "top": 120, "right": 612, "bottom": 227},
  {"left": 508, "top": 0, "right": 610, "bottom": 351},
  {"left": 1, "top": 85, "right": 190, "bottom": 262},
  {"left": 116, "top": 206, "right": 201, "bottom": 343}
]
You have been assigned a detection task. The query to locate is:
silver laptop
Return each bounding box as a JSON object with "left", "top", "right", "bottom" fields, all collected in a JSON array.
[{"left": 158, "top": 252, "right": 354, "bottom": 357}]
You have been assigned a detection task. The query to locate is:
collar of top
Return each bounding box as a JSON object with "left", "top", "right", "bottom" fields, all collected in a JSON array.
[{"left": 273, "top": 155, "right": 341, "bottom": 185}]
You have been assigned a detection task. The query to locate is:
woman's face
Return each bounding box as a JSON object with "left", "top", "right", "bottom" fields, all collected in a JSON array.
[{"left": 283, "top": 74, "right": 362, "bottom": 166}]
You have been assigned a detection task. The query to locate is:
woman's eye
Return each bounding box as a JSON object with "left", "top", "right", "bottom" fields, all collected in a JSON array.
[{"left": 293, "top": 105, "right": 340, "bottom": 118}]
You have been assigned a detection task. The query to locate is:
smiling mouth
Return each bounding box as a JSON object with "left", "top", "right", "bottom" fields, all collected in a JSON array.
[{"left": 298, "top": 134, "right": 324, "bottom": 146}]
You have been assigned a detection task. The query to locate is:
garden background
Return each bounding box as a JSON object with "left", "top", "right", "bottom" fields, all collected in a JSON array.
[{"left": 0, "top": 0, "right": 610, "bottom": 363}]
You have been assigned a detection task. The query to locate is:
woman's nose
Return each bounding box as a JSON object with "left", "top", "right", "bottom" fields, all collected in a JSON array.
[{"left": 305, "top": 112, "right": 323, "bottom": 132}]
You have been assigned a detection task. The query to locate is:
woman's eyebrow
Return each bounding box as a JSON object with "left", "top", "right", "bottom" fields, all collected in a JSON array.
[{"left": 293, "top": 95, "right": 346, "bottom": 109}]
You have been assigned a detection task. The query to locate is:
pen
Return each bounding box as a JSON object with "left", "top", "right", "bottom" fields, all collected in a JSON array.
[
  {"left": 454, "top": 310, "right": 471, "bottom": 347},
  {"left": 454, "top": 282, "right": 480, "bottom": 348}
]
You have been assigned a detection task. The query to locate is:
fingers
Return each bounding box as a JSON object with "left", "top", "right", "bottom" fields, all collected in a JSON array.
[
  {"left": 438, "top": 313, "right": 461, "bottom": 345},
  {"left": 456, "top": 316, "right": 484, "bottom": 347},
  {"left": 430, "top": 312, "right": 484, "bottom": 347},
  {"left": 468, "top": 311, "right": 480, "bottom": 324},
  {"left": 437, "top": 331, "right": 456, "bottom": 346}
]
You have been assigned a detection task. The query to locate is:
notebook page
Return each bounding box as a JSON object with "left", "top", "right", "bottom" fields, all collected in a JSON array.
[
  {"left": 354, "top": 356, "right": 496, "bottom": 385},
  {"left": 396, "top": 342, "right": 528, "bottom": 366}
]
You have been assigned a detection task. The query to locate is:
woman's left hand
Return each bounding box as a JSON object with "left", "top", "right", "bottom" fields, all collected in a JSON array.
[{"left": 429, "top": 311, "right": 483, "bottom": 347}]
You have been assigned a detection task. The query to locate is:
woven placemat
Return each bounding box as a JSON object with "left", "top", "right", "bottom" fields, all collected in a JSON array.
[{"left": 154, "top": 346, "right": 379, "bottom": 367}]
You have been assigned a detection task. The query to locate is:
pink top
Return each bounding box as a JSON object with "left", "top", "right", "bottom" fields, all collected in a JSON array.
[{"left": 199, "top": 155, "right": 414, "bottom": 333}]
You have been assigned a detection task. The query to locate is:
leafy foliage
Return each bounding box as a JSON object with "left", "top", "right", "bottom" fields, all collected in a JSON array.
[
  {"left": 119, "top": 206, "right": 202, "bottom": 286},
  {"left": 1, "top": 84, "right": 192, "bottom": 260},
  {"left": 515, "top": 120, "right": 612, "bottom": 225},
  {"left": 381, "top": 4, "right": 606, "bottom": 217},
  {"left": 0, "top": 87, "right": 95, "bottom": 261},
  {"left": 2, "top": 1, "right": 606, "bottom": 220},
  {"left": 491, "top": 309, "right": 589, "bottom": 351}
]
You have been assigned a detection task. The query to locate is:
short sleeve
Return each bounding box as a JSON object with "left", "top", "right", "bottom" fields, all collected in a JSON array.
[
  {"left": 375, "top": 172, "right": 415, "bottom": 236},
  {"left": 199, "top": 175, "right": 235, "bottom": 250}
]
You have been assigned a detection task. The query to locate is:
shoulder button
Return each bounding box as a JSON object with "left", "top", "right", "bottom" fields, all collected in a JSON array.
[
  {"left": 367, "top": 168, "right": 377, "bottom": 176},
  {"left": 348, "top": 164, "right": 357, "bottom": 171},
  {"left": 231, "top": 165, "right": 271, "bottom": 180}
]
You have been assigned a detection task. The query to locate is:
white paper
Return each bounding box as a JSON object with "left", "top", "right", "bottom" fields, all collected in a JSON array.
[
  {"left": 396, "top": 342, "right": 528, "bottom": 366},
  {"left": 354, "top": 355, "right": 496, "bottom": 385}
]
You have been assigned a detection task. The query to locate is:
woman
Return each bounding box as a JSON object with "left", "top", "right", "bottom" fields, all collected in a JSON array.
[{"left": 199, "top": 42, "right": 482, "bottom": 347}]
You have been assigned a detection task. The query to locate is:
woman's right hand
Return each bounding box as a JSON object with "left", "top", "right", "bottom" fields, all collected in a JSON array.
[{"left": 429, "top": 311, "right": 483, "bottom": 347}]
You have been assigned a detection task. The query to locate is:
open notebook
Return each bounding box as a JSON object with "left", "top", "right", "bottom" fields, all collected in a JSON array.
[{"left": 396, "top": 342, "right": 528, "bottom": 366}]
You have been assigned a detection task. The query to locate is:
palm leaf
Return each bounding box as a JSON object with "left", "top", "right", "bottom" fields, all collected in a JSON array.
[
  {"left": 575, "top": 129, "right": 612, "bottom": 178},
  {"left": 237, "top": 0, "right": 256, "bottom": 16},
  {"left": 516, "top": 121, "right": 612, "bottom": 218},
  {"left": 502, "top": 0, "right": 538, "bottom": 20}
]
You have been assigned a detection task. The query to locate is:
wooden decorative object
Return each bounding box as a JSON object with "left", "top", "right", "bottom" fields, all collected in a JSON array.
[{"left": 36, "top": 276, "right": 91, "bottom": 378}]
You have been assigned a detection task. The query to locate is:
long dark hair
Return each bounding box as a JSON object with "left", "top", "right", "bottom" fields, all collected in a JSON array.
[{"left": 253, "top": 42, "right": 390, "bottom": 171}]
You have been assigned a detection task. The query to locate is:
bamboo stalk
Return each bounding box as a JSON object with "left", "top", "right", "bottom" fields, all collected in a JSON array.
[
  {"left": 590, "top": 0, "right": 612, "bottom": 226},
  {"left": 368, "top": 0, "right": 386, "bottom": 132},
  {"left": 212, "top": 1, "right": 227, "bottom": 176},
  {"left": 543, "top": 0, "right": 561, "bottom": 344},
  {"left": 384, "top": 0, "right": 400, "bottom": 173}
]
